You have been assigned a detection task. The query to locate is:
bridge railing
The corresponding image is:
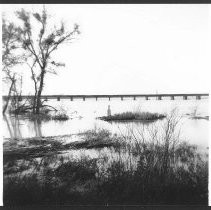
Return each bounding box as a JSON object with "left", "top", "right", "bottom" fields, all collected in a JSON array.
[{"left": 2, "top": 93, "right": 209, "bottom": 101}]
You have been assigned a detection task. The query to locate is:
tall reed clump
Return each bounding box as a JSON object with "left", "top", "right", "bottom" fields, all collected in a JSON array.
[{"left": 97, "top": 108, "right": 208, "bottom": 204}]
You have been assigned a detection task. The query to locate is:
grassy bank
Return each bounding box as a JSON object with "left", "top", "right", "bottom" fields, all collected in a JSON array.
[
  {"left": 98, "top": 111, "right": 166, "bottom": 122},
  {"left": 4, "top": 142, "right": 208, "bottom": 204},
  {"left": 4, "top": 141, "right": 208, "bottom": 205}
]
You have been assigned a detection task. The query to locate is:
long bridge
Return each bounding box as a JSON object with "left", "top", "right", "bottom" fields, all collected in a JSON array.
[{"left": 2, "top": 93, "right": 209, "bottom": 101}]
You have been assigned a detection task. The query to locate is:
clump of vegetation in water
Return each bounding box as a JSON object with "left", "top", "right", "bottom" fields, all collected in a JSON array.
[
  {"left": 8, "top": 97, "right": 58, "bottom": 115},
  {"left": 21, "top": 112, "right": 52, "bottom": 121},
  {"left": 192, "top": 116, "right": 209, "bottom": 120},
  {"left": 23, "top": 112, "right": 69, "bottom": 121},
  {"left": 50, "top": 107, "right": 69, "bottom": 121},
  {"left": 186, "top": 106, "right": 209, "bottom": 120},
  {"left": 51, "top": 113, "right": 69, "bottom": 121},
  {"left": 13, "top": 109, "right": 70, "bottom": 122},
  {"left": 8, "top": 98, "right": 69, "bottom": 121},
  {"left": 98, "top": 111, "right": 166, "bottom": 122}
]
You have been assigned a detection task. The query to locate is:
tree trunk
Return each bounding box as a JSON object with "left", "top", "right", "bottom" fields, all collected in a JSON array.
[
  {"left": 3, "top": 80, "right": 15, "bottom": 114},
  {"left": 35, "top": 88, "right": 42, "bottom": 114},
  {"left": 30, "top": 66, "right": 38, "bottom": 114},
  {"left": 35, "top": 67, "right": 45, "bottom": 114},
  {"left": 33, "top": 93, "right": 37, "bottom": 114}
]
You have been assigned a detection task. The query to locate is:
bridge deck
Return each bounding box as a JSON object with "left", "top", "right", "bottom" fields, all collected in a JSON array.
[{"left": 2, "top": 93, "right": 209, "bottom": 101}]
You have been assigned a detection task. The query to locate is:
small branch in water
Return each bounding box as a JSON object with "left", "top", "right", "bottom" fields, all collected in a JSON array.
[{"left": 41, "top": 105, "right": 58, "bottom": 111}]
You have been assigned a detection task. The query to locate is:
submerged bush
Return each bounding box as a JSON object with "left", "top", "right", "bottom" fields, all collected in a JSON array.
[
  {"left": 51, "top": 113, "right": 69, "bottom": 121},
  {"left": 15, "top": 111, "right": 70, "bottom": 122},
  {"left": 98, "top": 111, "right": 166, "bottom": 122},
  {"left": 23, "top": 112, "right": 52, "bottom": 121}
]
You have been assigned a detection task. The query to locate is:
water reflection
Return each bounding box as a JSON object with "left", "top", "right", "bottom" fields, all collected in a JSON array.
[
  {"left": 4, "top": 115, "right": 22, "bottom": 139},
  {"left": 3, "top": 99, "right": 209, "bottom": 150},
  {"left": 4, "top": 114, "right": 42, "bottom": 139},
  {"left": 32, "top": 119, "right": 42, "bottom": 137}
]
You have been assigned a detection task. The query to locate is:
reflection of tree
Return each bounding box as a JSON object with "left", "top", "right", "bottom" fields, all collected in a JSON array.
[
  {"left": 34, "top": 119, "right": 42, "bottom": 137},
  {"left": 4, "top": 115, "right": 22, "bottom": 139},
  {"left": 4, "top": 115, "right": 13, "bottom": 138},
  {"left": 12, "top": 115, "right": 22, "bottom": 139},
  {"left": 4, "top": 115, "right": 43, "bottom": 139}
]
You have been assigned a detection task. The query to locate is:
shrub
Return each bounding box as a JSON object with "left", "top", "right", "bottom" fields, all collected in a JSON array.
[{"left": 51, "top": 113, "right": 69, "bottom": 121}]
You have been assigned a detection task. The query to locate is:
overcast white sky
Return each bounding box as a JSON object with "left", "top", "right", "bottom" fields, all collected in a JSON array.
[{"left": 1, "top": 4, "right": 211, "bottom": 95}]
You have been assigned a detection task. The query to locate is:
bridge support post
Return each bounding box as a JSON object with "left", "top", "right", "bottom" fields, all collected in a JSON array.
[
  {"left": 133, "top": 96, "right": 136, "bottom": 100},
  {"left": 96, "top": 97, "right": 98, "bottom": 101},
  {"left": 70, "top": 97, "right": 73, "bottom": 101},
  {"left": 196, "top": 95, "right": 201, "bottom": 100},
  {"left": 171, "top": 96, "right": 174, "bottom": 100},
  {"left": 157, "top": 96, "right": 162, "bottom": 100},
  {"left": 183, "top": 96, "right": 187, "bottom": 100},
  {"left": 121, "top": 97, "right": 123, "bottom": 101},
  {"left": 145, "top": 96, "right": 148, "bottom": 100},
  {"left": 109, "top": 97, "right": 110, "bottom": 101},
  {"left": 83, "top": 97, "right": 85, "bottom": 101},
  {"left": 57, "top": 97, "right": 60, "bottom": 101}
]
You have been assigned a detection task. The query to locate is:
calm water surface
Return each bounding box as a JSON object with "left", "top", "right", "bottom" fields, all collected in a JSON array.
[{"left": 3, "top": 98, "right": 209, "bottom": 151}]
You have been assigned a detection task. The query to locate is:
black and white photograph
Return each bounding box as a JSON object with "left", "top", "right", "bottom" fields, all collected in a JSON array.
[{"left": 1, "top": 4, "right": 210, "bottom": 206}]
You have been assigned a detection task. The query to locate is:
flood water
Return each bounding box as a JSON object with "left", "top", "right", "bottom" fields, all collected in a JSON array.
[{"left": 3, "top": 97, "right": 209, "bottom": 151}]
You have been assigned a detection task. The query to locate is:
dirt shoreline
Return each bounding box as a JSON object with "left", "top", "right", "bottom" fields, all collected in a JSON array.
[{"left": 3, "top": 130, "right": 121, "bottom": 161}]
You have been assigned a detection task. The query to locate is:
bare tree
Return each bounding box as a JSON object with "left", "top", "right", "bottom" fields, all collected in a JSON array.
[
  {"left": 2, "top": 18, "right": 24, "bottom": 114},
  {"left": 16, "top": 7, "right": 80, "bottom": 114}
]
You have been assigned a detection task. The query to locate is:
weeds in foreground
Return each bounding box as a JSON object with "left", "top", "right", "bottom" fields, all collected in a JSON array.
[
  {"left": 3, "top": 109, "right": 208, "bottom": 205},
  {"left": 4, "top": 144, "right": 208, "bottom": 205},
  {"left": 75, "top": 128, "right": 121, "bottom": 149}
]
